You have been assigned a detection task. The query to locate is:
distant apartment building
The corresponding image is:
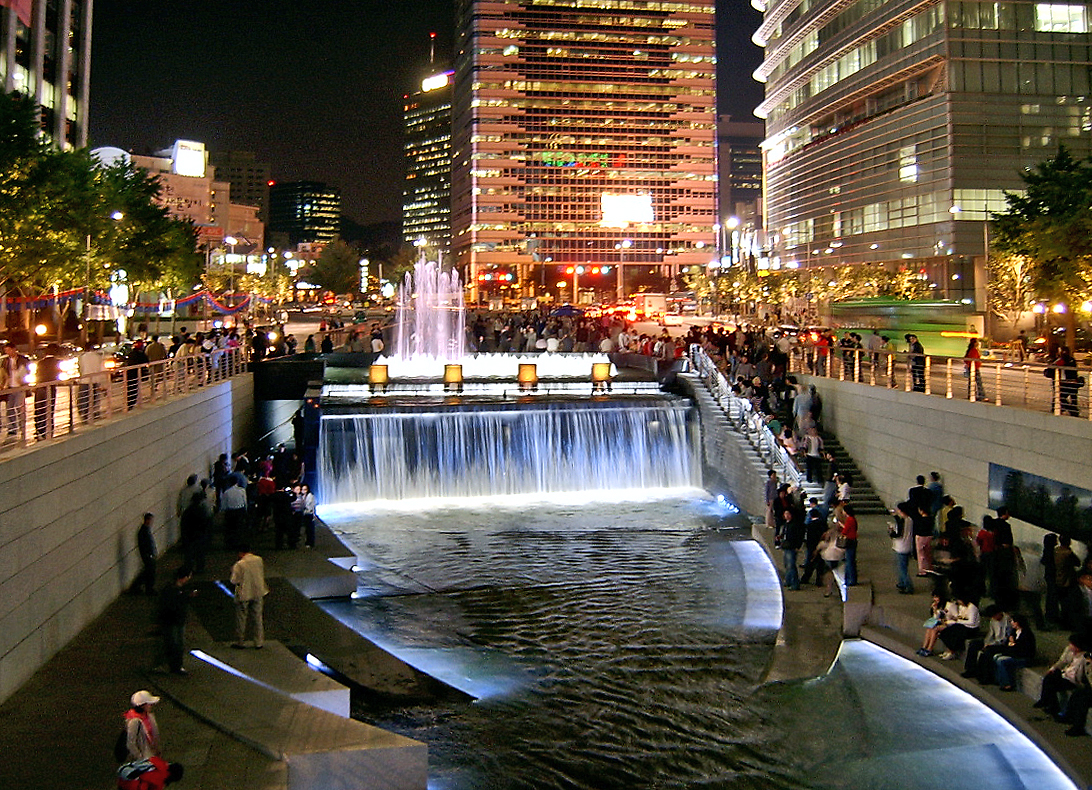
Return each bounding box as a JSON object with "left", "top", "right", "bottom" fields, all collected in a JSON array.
[
  {"left": 0, "top": 0, "right": 93, "bottom": 148},
  {"left": 755, "top": 0, "right": 1092, "bottom": 301},
  {"left": 452, "top": 0, "right": 718, "bottom": 300},
  {"left": 211, "top": 150, "right": 272, "bottom": 224},
  {"left": 717, "top": 117, "right": 763, "bottom": 223},
  {"left": 268, "top": 181, "right": 341, "bottom": 246},
  {"left": 403, "top": 70, "right": 453, "bottom": 260}
]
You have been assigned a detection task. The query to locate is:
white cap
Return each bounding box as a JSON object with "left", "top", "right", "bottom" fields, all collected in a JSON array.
[{"left": 131, "top": 690, "right": 160, "bottom": 707}]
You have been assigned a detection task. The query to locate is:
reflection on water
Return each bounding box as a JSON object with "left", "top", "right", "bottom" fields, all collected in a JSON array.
[
  {"left": 320, "top": 493, "right": 789, "bottom": 789},
  {"left": 319, "top": 494, "right": 1077, "bottom": 790}
]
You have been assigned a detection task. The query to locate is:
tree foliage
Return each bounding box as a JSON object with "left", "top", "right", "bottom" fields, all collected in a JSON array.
[
  {"left": 304, "top": 238, "right": 364, "bottom": 294},
  {"left": 0, "top": 91, "right": 200, "bottom": 297},
  {"left": 987, "top": 252, "right": 1036, "bottom": 329},
  {"left": 992, "top": 146, "right": 1092, "bottom": 341}
]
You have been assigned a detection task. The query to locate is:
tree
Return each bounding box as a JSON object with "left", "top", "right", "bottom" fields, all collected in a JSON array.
[
  {"left": 987, "top": 252, "right": 1036, "bottom": 330},
  {"left": 992, "top": 146, "right": 1092, "bottom": 348},
  {"left": 304, "top": 238, "right": 364, "bottom": 295}
]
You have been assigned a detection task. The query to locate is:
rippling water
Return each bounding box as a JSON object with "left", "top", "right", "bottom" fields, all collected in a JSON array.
[
  {"left": 319, "top": 492, "right": 1078, "bottom": 790},
  {"left": 320, "top": 493, "right": 795, "bottom": 789}
]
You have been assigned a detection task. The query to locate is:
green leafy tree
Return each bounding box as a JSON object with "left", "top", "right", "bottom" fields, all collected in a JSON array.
[
  {"left": 992, "top": 146, "right": 1092, "bottom": 347},
  {"left": 303, "top": 238, "right": 364, "bottom": 295}
]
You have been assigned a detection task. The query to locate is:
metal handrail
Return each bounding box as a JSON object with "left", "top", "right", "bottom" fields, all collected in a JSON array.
[
  {"left": 788, "top": 343, "right": 1091, "bottom": 420},
  {"left": 0, "top": 346, "right": 248, "bottom": 454},
  {"left": 689, "top": 344, "right": 803, "bottom": 487}
]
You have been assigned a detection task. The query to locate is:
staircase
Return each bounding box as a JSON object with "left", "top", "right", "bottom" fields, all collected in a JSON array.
[{"left": 817, "top": 429, "right": 888, "bottom": 515}]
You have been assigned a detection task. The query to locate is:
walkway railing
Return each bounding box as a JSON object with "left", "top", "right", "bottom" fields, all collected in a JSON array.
[
  {"left": 689, "top": 344, "right": 803, "bottom": 488},
  {"left": 789, "top": 344, "right": 1091, "bottom": 420},
  {"left": 0, "top": 346, "right": 248, "bottom": 454}
]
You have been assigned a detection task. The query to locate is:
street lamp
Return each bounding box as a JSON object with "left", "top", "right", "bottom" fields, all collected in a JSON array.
[
  {"left": 224, "top": 236, "right": 238, "bottom": 302},
  {"left": 82, "top": 211, "right": 124, "bottom": 345},
  {"left": 615, "top": 238, "right": 632, "bottom": 301}
]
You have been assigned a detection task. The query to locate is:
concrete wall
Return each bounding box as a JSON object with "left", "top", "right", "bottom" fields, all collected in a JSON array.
[
  {"left": 0, "top": 376, "right": 254, "bottom": 703},
  {"left": 807, "top": 377, "right": 1092, "bottom": 550}
]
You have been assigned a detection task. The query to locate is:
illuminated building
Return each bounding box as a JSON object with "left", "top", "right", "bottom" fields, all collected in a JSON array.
[
  {"left": 755, "top": 0, "right": 1092, "bottom": 300},
  {"left": 452, "top": 0, "right": 717, "bottom": 302},
  {"left": 404, "top": 70, "right": 454, "bottom": 259},
  {"left": 269, "top": 181, "right": 341, "bottom": 246},
  {"left": 0, "top": 0, "right": 92, "bottom": 148}
]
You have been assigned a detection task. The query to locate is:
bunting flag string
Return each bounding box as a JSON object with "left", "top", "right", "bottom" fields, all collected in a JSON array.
[{"left": 2, "top": 289, "right": 277, "bottom": 314}]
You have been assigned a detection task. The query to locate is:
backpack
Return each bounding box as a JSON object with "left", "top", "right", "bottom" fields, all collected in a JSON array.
[{"left": 114, "top": 726, "right": 129, "bottom": 763}]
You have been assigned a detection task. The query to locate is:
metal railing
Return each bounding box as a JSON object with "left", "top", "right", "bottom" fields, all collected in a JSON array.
[
  {"left": 0, "top": 346, "right": 248, "bottom": 454},
  {"left": 789, "top": 344, "right": 1091, "bottom": 419},
  {"left": 689, "top": 344, "right": 803, "bottom": 488}
]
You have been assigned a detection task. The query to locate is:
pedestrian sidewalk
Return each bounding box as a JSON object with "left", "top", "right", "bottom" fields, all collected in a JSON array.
[{"left": 756, "top": 511, "right": 1092, "bottom": 789}]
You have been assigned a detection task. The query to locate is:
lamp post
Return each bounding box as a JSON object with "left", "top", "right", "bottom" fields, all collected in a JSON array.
[
  {"left": 223, "top": 236, "right": 238, "bottom": 307},
  {"left": 615, "top": 238, "right": 632, "bottom": 302},
  {"left": 82, "top": 211, "right": 124, "bottom": 345}
]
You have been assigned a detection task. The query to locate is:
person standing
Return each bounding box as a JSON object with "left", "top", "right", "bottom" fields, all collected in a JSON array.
[
  {"left": 220, "top": 477, "right": 249, "bottom": 551},
  {"left": 32, "top": 343, "right": 61, "bottom": 440},
  {"left": 124, "top": 690, "right": 162, "bottom": 762},
  {"left": 908, "top": 476, "right": 934, "bottom": 575},
  {"left": 125, "top": 341, "right": 149, "bottom": 410},
  {"left": 906, "top": 333, "right": 926, "bottom": 392},
  {"left": 77, "top": 342, "right": 104, "bottom": 422},
  {"left": 764, "top": 470, "right": 779, "bottom": 530},
  {"left": 803, "top": 426, "right": 823, "bottom": 483},
  {"left": 890, "top": 502, "right": 915, "bottom": 594},
  {"left": 157, "top": 566, "right": 194, "bottom": 675},
  {"left": 179, "top": 492, "right": 211, "bottom": 574},
  {"left": 297, "top": 484, "right": 317, "bottom": 549},
  {"left": 800, "top": 498, "right": 828, "bottom": 587},
  {"left": 0, "top": 341, "right": 29, "bottom": 437},
  {"left": 781, "top": 500, "right": 805, "bottom": 591},
  {"left": 963, "top": 337, "right": 986, "bottom": 400},
  {"left": 231, "top": 545, "right": 269, "bottom": 649},
  {"left": 841, "top": 504, "right": 860, "bottom": 587},
  {"left": 133, "top": 513, "right": 157, "bottom": 596}
]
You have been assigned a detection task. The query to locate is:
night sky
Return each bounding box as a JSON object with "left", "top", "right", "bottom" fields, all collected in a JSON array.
[{"left": 88, "top": 0, "right": 764, "bottom": 225}]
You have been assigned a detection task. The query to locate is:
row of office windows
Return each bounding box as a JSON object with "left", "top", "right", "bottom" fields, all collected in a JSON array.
[{"left": 766, "top": 1, "right": 1089, "bottom": 84}]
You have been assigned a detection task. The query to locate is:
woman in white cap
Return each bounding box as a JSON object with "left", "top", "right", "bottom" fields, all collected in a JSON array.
[{"left": 125, "top": 690, "right": 161, "bottom": 762}]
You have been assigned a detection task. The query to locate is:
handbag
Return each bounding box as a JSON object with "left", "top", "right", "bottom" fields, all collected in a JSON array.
[
  {"left": 835, "top": 534, "right": 847, "bottom": 549},
  {"left": 923, "top": 616, "right": 940, "bottom": 628}
]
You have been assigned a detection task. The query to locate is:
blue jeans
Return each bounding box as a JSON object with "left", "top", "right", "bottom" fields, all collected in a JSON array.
[
  {"left": 844, "top": 539, "right": 858, "bottom": 586},
  {"left": 783, "top": 548, "right": 800, "bottom": 590},
  {"left": 994, "top": 656, "right": 1028, "bottom": 688},
  {"left": 895, "top": 551, "right": 914, "bottom": 592}
]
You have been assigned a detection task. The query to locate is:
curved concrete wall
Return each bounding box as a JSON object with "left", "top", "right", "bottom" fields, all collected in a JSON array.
[
  {"left": 806, "top": 377, "right": 1092, "bottom": 550},
  {"left": 0, "top": 376, "right": 254, "bottom": 703}
]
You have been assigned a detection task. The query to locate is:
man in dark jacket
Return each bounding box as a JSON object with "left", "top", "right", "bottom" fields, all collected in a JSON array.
[{"left": 157, "top": 566, "right": 194, "bottom": 675}]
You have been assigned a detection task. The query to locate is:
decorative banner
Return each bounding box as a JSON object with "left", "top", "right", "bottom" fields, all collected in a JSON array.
[
  {"left": 0, "top": 0, "right": 33, "bottom": 26},
  {"left": 0, "top": 288, "right": 275, "bottom": 315}
]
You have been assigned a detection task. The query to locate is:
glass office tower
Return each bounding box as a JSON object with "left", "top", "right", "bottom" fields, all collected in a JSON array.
[
  {"left": 452, "top": 0, "right": 717, "bottom": 302},
  {"left": 755, "top": 0, "right": 1092, "bottom": 300},
  {"left": 404, "top": 70, "right": 454, "bottom": 260},
  {"left": 0, "top": 0, "right": 93, "bottom": 148}
]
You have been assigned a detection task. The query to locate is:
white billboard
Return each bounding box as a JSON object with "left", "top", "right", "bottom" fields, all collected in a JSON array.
[
  {"left": 172, "top": 140, "right": 207, "bottom": 178},
  {"left": 600, "top": 193, "right": 653, "bottom": 227}
]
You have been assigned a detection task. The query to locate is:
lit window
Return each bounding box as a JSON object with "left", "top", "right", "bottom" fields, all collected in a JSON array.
[{"left": 1035, "top": 3, "right": 1089, "bottom": 32}]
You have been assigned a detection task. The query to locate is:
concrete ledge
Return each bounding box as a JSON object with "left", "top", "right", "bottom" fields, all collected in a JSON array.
[
  {"left": 153, "top": 657, "right": 427, "bottom": 790},
  {"left": 196, "top": 641, "right": 351, "bottom": 718}
]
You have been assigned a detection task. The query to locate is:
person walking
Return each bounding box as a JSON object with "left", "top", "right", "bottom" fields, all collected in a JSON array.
[
  {"left": 231, "top": 545, "right": 269, "bottom": 649},
  {"left": 123, "top": 690, "right": 162, "bottom": 763},
  {"left": 906, "top": 333, "right": 926, "bottom": 392},
  {"left": 800, "top": 497, "right": 828, "bottom": 587},
  {"left": 157, "top": 566, "right": 194, "bottom": 675},
  {"left": 0, "top": 341, "right": 29, "bottom": 437}
]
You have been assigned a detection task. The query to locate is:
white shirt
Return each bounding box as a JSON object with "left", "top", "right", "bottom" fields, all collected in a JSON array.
[
  {"left": 221, "top": 485, "right": 247, "bottom": 511},
  {"left": 231, "top": 553, "right": 269, "bottom": 601}
]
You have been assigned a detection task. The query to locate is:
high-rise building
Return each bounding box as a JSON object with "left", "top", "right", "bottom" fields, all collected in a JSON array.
[
  {"left": 268, "top": 181, "right": 341, "bottom": 246},
  {"left": 452, "top": 0, "right": 717, "bottom": 301},
  {"left": 0, "top": 0, "right": 93, "bottom": 148},
  {"left": 210, "top": 150, "right": 272, "bottom": 224},
  {"left": 404, "top": 70, "right": 454, "bottom": 260},
  {"left": 717, "top": 117, "right": 764, "bottom": 223},
  {"left": 755, "top": 0, "right": 1092, "bottom": 301}
]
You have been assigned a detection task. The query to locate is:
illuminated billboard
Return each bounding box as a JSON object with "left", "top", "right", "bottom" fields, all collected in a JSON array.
[
  {"left": 172, "top": 140, "right": 207, "bottom": 178},
  {"left": 421, "top": 71, "right": 454, "bottom": 92},
  {"left": 600, "top": 193, "right": 654, "bottom": 227}
]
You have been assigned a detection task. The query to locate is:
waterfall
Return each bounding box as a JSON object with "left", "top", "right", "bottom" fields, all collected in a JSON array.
[{"left": 319, "top": 400, "right": 700, "bottom": 504}]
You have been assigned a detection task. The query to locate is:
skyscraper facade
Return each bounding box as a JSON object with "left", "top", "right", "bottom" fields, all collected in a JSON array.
[
  {"left": 755, "top": 0, "right": 1092, "bottom": 300},
  {"left": 0, "top": 0, "right": 93, "bottom": 148},
  {"left": 211, "top": 150, "right": 272, "bottom": 224},
  {"left": 404, "top": 70, "right": 454, "bottom": 259},
  {"left": 268, "top": 181, "right": 341, "bottom": 246},
  {"left": 452, "top": 0, "right": 717, "bottom": 301}
]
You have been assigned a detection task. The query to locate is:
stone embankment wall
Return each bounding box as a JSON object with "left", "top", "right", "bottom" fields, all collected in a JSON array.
[
  {"left": 0, "top": 376, "right": 254, "bottom": 702},
  {"left": 806, "top": 377, "right": 1092, "bottom": 549}
]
